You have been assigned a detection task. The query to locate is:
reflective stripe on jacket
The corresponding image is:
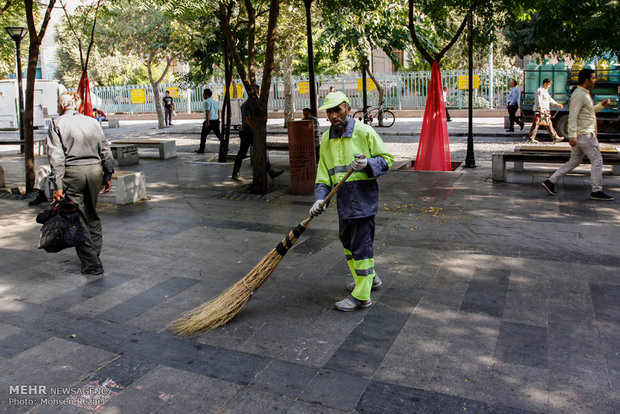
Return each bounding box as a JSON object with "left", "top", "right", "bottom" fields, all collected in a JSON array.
[{"left": 314, "top": 117, "right": 394, "bottom": 219}]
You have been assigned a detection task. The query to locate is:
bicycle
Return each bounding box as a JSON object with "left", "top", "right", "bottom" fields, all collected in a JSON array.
[{"left": 352, "top": 105, "right": 395, "bottom": 128}]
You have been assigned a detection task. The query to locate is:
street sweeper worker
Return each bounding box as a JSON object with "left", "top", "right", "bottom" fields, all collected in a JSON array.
[{"left": 310, "top": 91, "right": 394, "bottom": 311}]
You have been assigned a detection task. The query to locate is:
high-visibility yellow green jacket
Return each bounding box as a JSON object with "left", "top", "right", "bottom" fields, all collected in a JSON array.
[{"left": 314, "top": 118, "right": 394, "bottom": 219}]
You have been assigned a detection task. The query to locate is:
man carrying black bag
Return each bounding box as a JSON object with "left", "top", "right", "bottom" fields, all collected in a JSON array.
[{"left": 47, "top": 92, "right": 115, "bottom": 275}]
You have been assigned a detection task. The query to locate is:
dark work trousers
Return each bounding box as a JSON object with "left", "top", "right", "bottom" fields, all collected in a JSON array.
[
  {"left": 165, "top": 108, "right": 173, "bottom": 125},
  {"left": 63, "top": 164, "right": 104, "bottom": 269},
  {"left": 198, "top": 119, "right": 222, "bottom": 151},
  {"left": 338, "top": 215, "right": 376, "bottom": 301},
  {"left": 445, "top": 105, "right": 451, "bottom": 121},
  {"left": 507, "top": 104, "right": 523, "bottom": 130},
  {"left": 232, "top": 130, "right": 272, "bottom": 176}
]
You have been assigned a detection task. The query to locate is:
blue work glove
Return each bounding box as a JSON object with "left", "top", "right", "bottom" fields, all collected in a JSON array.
[
  {"left": 350, "top": 153, "right": 368, "bottom": 171},
  {"left": 310, "top": 199, "right": 326, "bottom": 216}
]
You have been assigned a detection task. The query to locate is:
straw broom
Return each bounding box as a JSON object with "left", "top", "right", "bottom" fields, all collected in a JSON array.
[{"left": 168, "top": 164, "right": 358, "bottom": 335}]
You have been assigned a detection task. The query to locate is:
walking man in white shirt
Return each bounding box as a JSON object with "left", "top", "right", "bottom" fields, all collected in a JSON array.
[
  {"left": 528, "top": 78, "right": 564, "bottom": 144},
  {"left": 542, "top": 68, "right": 614, "bottom": 201}
]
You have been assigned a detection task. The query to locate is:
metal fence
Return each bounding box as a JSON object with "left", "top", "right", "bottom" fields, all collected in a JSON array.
[{"left": 90, "top": 68, "right": 522, "bottom": 114}]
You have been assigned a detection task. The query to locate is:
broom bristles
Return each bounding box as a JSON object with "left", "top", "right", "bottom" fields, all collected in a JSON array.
[{"left": 168, "top": 224, "right": 302, "bottom": 335}]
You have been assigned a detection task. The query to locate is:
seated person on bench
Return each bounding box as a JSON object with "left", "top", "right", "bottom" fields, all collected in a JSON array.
[{"left": 93, "top": 108, "right": 107, "bottom": 125}]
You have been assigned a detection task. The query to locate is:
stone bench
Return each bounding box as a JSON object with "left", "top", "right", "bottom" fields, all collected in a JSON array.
[
  {"left": 0, "top": 137, "right": 47, "bottom": 155},
  {"left": 110, "top": 140, "right": 176, "bottom": 159},
  {"left": 492, "top": 145, "right": 620, "bottom": 182},
  {"left": 111, "top": 171, "right": 146, "bottom": 204},
  {"left": 103, "top": 118, "right": 120, "bottom": 128},
  {"left": 110, "top": 144, "right": 139, "bottom": 167}
]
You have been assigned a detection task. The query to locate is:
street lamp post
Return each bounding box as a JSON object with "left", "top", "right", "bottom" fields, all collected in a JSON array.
[
  {"left": 5, "top": 27, "right": 28, "bottom": 158},
  {"left": 303, "top": 0, "right": 317, "bottom": 117},
  {"left": 464, "top": 13, "right": 476, "bottom": 168}
]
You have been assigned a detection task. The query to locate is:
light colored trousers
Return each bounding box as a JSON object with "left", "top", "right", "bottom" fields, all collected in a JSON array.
[
  {"left": 549, "top": 133, "right": 603, "bottom": 192},
  {"left": 34, "top": 165, "right": 53, "bottom": 198}
]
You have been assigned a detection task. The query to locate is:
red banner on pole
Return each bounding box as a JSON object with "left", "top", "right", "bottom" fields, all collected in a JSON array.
[
  {"left": 414, "top": 61, "right": 451, "bottom": 171},
  {"left": 77, "top": 71, "right": 94, "bottom": 118}
]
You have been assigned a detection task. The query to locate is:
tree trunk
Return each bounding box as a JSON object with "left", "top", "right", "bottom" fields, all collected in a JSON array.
[
  {"left": 364, "top": 60, "right": 384, "bottom": 106},
  {"left": 251, "top": 105, "right": 268, "bottom": 194},
  {"left": 24, "top": 0, "right": 56, "bottom": 192},
  {"left": 219, "top": 39, "right": 233, "bottom": 163},
  {"left": 148, "top": 61, "right": 165, "bottom": 129},
  {"left": 24, "top": 37, "right": 39, "bottom": 193},
  {"left": 282, "top": 49, "right": 294, "bottom": 127},
  {"left": 219, "top": 0, "right": 279, "bottom": 195}
]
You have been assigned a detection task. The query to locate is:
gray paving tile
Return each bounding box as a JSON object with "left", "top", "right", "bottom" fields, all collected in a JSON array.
[
  {"left": 460, "top": 268, "right": 510, "bottom": 317},
  {"left": 324, "top": 288, "right": 420, "bottom": 377},
  {"left": 250, "top": 360, "right": 318, "bottom": 399},
  {"left": 299, "top": 369, "right": 369, "bottom": 411},
  {"left": 44, "top": 273, "right": 136, "bottom": 310},
  {"left": 218, "top": 388, "right": 294, "bottom": 414},
  {"left": 284, "top": 400, "right": 347, "bottom": 414},
  {"left": 0, "top": 330, "right": 49, "bottom": 358},
  {"left": 486, "top": 362, "right": 549, "bottom": 414},
  {"left": 357, "top": 381, "right": 540, "bottom": 414},
  {"left": 495, "top": 322, "right": 548, "bottom": 368},
  {"left": 96, "top": 276, "right": 199, "bottom": 323},
  {"left": 590, "top": 282, "right": 620, "bottom": 324}
]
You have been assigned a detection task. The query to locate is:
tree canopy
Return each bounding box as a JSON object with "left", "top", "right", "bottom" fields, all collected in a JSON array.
[{"left": 502, "top": 0, "right": 620, "bottom": 59}]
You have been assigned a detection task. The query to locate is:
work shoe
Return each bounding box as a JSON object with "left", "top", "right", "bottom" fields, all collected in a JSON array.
[
  {"left": 590, "top": 191, "right": 614, "bottom": 201},
  {"left": 553, "top": 136, "right": 565, "bottom": 144},
  {"left": 506, "top": 129, "right": 514, "bottom": 132},
  {"left": 347, "top": 275, "right": 382, "bottom": 292},
  {"left": 335, "top": 295, "right": 372, "bottom": 312},
  {"left": 542, "top": 180, "right": 557, "bottom": 196},
  {"left": 232, "top": 174, "right": 244, "bottom": 182},
  {"left": 269, "top": 169, "right": 284, "bottom": 179},
  {"left": 519, "top": 122, "right": 524, "bottom": 131},
  {"left": 81, "top": 264, "right": 104, "bottom": 275},
  {"left": 194, "top": 149, "right": 205, "bottom": 154},
  {"left": 527, "top": 138, "right": 540, "bottom": 144}
]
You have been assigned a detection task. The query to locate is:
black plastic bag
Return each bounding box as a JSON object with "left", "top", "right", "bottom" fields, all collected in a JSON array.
[{"left": 37, "top": 200, "right": 86, "bottom": 253}]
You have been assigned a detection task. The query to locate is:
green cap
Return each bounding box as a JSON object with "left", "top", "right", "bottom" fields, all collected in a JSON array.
[{"left": 319, "top": 91, "right": 350, "bottom": 110}]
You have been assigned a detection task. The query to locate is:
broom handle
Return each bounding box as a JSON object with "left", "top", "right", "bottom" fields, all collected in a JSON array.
[{"left": 303, "top": 155, "right": 365, "bottom": 226}]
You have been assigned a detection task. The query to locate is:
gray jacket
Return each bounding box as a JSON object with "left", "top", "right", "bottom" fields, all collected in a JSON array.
[{"left": 47, "top": 110, "right": 115, "bottom": 190}]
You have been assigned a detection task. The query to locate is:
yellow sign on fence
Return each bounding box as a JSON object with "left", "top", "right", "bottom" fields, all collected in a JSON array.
[
  {"left": 130, "top": 89, "right": 146, "bottom": 104},
  {"left": 458, "top": 75, "right": 480, "bottom": 90},
  {"left": 299, "top": 81, "right": 309, "bottom": 95},
  {"left": 357, "top": 78, "right": 375, "bottom": 92},
  {"left": 228, "top": 84, "right": 244, "bottom": 98},
  {"left": 166, "top": 87, "right": 179, "bottom": 98}
]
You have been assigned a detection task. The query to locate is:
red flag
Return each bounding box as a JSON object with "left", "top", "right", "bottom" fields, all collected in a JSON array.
[
  {"left": 414, "top": 61, "right": 451, "bottom": 171},
  {"left": 77, "top": 71, "right": 94, "bottom": 118}
]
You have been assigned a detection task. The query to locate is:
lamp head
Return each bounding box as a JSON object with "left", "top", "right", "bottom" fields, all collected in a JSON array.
[{"left": 5, "top": 26, "right": 28, "bottom": 43}]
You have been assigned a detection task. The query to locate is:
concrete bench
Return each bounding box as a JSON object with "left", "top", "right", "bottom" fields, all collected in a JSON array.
[
  {"left": 492, "top": 146, "right": 620, "bottom": 182},
  {"left": 103, "top": 118, "right": 120, "bottom": 128},
  {"left": 110, "top": 140, "right": 176, "bottom": 159},
  {"left": 0, "top": 137, "right": 47, "bottom": 155},
  {"left": 111, "top": 171, "right": 147, "bottom": 204},
  {"left": 110, "top": 144, "right": 139, "bottom": 167}
]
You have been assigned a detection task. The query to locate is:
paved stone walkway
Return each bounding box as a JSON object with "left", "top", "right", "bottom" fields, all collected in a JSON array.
[{"left": 0, "top": 118, "right": 619, "bottom": 413}]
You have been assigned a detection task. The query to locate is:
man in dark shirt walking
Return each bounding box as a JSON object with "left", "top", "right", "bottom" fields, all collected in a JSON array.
[
  {"left": 162, "top": 91, "right": 175, "bottom": 126},
  {"left": 231, "top": 86, "right": 282, "bottom": 182}
]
